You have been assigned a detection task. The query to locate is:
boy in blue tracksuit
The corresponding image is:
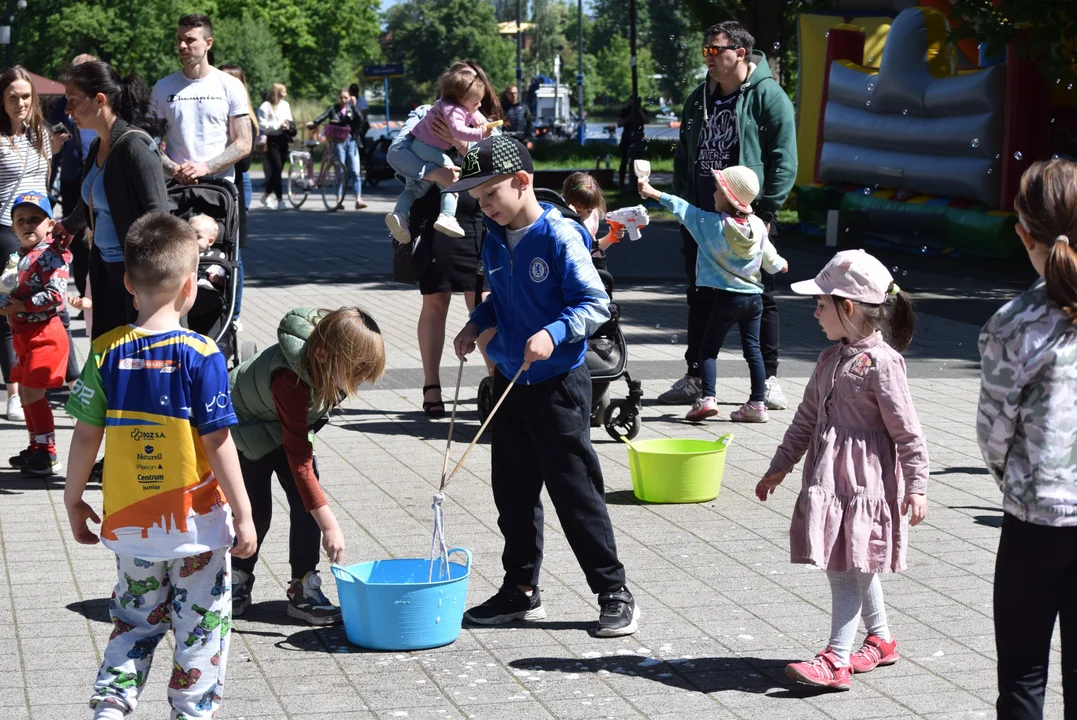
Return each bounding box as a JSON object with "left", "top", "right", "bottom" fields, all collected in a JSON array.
[{"left": 450, "top": 136, "right": 638, "bottom": 637}]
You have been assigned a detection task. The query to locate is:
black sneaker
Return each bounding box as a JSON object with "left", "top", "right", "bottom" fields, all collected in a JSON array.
[
  {"left": 21, "top": 448, "right": 60, "bottom": 477},
  {"left": 286, "top": 571, "right": 342, "bottom": 626},
  {"left": 595, "top": 587, "right": 640, "bottom": 637},
  {"left": 464, "top": 585, "right": 546, "bottom": 626},
  {"left": 9, "top": 447, "right": 31, "bottom": 469},
  {"left": 232, "top": 569, "right": 254, "bottom": 617}
]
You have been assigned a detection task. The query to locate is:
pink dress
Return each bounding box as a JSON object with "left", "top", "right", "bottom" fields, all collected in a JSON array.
[{"left": 768, "top": 332, "right": 929, "bottom": 573}]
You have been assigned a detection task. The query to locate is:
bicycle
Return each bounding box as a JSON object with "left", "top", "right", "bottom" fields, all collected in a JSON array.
[{"left": 286, "top": 124, "right": 348, "bottom": 211}]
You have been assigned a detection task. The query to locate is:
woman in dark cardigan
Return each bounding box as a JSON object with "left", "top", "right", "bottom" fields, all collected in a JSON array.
[{"left": 54, "top": 61, "right": 168, "bottom": 339}]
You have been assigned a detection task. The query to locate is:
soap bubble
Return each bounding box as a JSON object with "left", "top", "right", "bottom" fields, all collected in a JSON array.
[
  {"left": 920, "top": 247, "right": 927, "bottom": 253},
  {"left": 970, "top": 138, "right": 980, "bottom": 148},
  {"left": 773, "top": 41, "right": 781, "bottom": 51},
  {"left": 866, "top": 100, "right": 872, "bottom": 107},
  {"left": 902, "top": 109, "right": 908, "bottom": 116},
  {"left": 1052, "top": 154, "right": 1060, "bottom": 160},
  {"left": 863, "top": 187, "right": 873, "bottom": 195},
  {"left": 987, "top": 168, "right": 993, "bottom": 174},
  {"left": 867, "top": 81, "right": 876, "bottom": 92},
  {"left": 669, "top": 35, "right": 675, "bottom": 40},
  {"left": 902, "top": 270, "right": 907, "bottom": 276},
  {"left": 670, "top": 335, "right": 679, "bottom": 344},
  {"left": 1014, "top": 151, "right": 1023, "bottom": 160},
  {"left": 891, "top": 266, "right": 899, "bottom": 272}
]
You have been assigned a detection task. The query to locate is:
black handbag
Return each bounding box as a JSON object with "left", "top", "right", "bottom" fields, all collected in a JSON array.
[{"left": 392, "top": 233, "right": 431, "bottom": 285}]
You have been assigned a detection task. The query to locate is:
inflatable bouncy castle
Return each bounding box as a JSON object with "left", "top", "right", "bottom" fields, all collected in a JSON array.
[{"left": 794, "top": 1, "right": 1077, "bottom": 258}]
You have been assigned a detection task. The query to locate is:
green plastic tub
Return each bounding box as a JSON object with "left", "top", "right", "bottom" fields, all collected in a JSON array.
[{"left": 623, "top": 435, "right": 733, "bottom": 503}]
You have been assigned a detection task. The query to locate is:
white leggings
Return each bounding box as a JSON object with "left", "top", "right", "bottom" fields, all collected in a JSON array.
[{"left": 826, "top": 570, "right": 892, "bottom": 666}]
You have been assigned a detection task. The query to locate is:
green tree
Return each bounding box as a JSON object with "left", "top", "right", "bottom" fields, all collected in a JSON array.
[
  {"left": 647, "top": 2, "right": 699, "bottom": 104},
  {"left": 218, "top": 0, "right": 381, "bottom": 100},
  {"left": 529, "top": 0, "right": 570, "bottom": 77},
  {"left": 950, "top": 0, "right": 1076, "bottom": 84},
  {"left": 385, "top": 0, "right": 518, "bottom": 108},
  {"left": 212, "top": 14, "right": 289, "bottom": 100},
  {"left": 592, "top": 34, "right": 657, "bottom": 107},
  {"left": 12, "top": 0, "right": 204, "bottom": 82}
]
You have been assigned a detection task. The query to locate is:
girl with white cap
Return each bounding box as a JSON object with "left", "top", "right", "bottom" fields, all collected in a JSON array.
[
  {"left": 755, "top": 249, "right": 929, "bottom": 690},
  {"left": 639, "top": 165, "right": 787, "bottom": 422}
]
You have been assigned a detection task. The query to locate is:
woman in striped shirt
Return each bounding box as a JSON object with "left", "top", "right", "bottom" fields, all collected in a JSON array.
[{"left": 0, "top": 66, "right": 68, "bottom": 421}]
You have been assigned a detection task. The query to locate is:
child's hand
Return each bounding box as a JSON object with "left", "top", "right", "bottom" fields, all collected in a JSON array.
[
  {"left": 0, "top": 299, "right": 24, "bottom": 316},
  {"left": 231, "top": 516, "right": 257, "bottom": 559},
  {"left": 66, "top": 500, "right": 101, "bottom": 545},
  {"left": 454, "top": 323, "right": 480, "bottom": 359},
  {"left": 522, "top": 330, "right": 555, "bottom": 370},
  {"left": 638, "top": 179, "right": 661, "bottom": 201},
  {"left": 52, "top": 221, "right": 73, "bottom": 246},
  {"left": 780, "top": 261, "right": 789, "bottom": 273},
  {"left": 902, "top": 493, "right": 927, "bottom": 526},
  {"left": 611, "top": 226, "right": 626, "bottom": 241},
  {"left": 755, "top": 469, "right": 787, "bottom": 501},
  {"left": 68, "top": 295, "right": 92, "bottom": 310},
  {"left": 322, "top": 524, "right": 346, "bottom": 564}
]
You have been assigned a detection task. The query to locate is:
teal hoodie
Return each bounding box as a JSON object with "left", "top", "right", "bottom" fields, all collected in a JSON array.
[{"left": 672, "top": 51, "right": 797, "bottom": 223}]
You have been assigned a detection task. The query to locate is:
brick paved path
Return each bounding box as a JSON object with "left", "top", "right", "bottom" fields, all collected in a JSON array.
[{"left": 0, "top": 178, "right": 1062, "bottom": 719}]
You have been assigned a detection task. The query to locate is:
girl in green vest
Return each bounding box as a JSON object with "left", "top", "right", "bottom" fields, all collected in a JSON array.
[{"left": 228, "top": 307, "right": 386, "bottom": 625}]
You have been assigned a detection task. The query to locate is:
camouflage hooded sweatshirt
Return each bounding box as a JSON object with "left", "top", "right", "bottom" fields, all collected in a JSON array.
[{"left": 977, "top": 279, "right": 1077, "bottom": 526}]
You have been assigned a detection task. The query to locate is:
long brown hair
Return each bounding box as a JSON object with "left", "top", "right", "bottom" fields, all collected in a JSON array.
[
  {"left": 449, "top": 60, "right": 502, "bottom": 122},
  {"left": 0, "top": 66, "right": 47, "bottom": 156},
  {"left": 832, "top": 286, "right": 916, "bottom": 352},
  {"left": 301, "top": 308, "right": 387, "bottom": 411},
  {"left": 219, "top": 64, "right": 258, "bottom": 135},
  {"left": 1014, "top": 158, "right": 1077, "bottom": 323}
]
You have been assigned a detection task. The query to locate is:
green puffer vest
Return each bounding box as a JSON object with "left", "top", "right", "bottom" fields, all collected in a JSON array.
[{"left": 229, "top": 307, "right": 329, "bottom": 460}]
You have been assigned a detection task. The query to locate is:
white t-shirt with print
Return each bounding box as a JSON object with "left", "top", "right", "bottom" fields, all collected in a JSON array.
[{"left": 150, "top": 67, "right": 250, "bottom": 182}]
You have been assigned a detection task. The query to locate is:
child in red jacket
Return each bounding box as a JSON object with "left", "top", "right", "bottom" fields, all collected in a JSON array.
[{"left": 0, "top": 191, "right": 71, "bottom": 476}]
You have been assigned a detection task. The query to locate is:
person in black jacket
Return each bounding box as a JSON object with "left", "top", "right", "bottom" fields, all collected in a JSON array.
[
  {"left": 53, "top": 61, "right": 169, "bottom": 340},
  {"left": 501, "top": 85, "right": 532, "bottom": 146}
]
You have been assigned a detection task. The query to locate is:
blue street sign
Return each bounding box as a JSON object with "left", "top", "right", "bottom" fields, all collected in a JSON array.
[{"left": 363, "top": 64, "right": 405, "bottom": 79}]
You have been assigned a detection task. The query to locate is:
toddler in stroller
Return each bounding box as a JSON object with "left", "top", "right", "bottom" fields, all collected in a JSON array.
[
  {"left": 475, "top": 186, "right": 643, "bottom": 440},
  {"left": 168, "top": 179, "right": 252, "bottom": 366}
]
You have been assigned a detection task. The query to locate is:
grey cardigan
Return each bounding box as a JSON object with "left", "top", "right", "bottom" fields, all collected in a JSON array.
[{"left": 62, "top": 118, "right": 169, "bottom": 250}]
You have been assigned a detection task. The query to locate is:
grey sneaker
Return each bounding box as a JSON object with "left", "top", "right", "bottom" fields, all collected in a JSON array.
[
  {"left": 385, "top": 211, "right": 412, "bottom": 244},
  {"left": 287, "top": 571, "right": 342, "bottom": 626},
  {"left": 730, "top": 401, "right": 768, "bottom": 423},
  {"left": 657, "top": 375, "right": 702, "bottom": 405},
  {"left": 764, "top": 376, "right": 788, "bottom": 410},
  {"left": 232, "top": 569, "right": 254, "bottom": 617},
  {"left": 595, "top": 587, "right": 639, "bottom": 637}
]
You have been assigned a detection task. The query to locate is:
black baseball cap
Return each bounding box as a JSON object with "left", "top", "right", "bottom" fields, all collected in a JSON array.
[{"left": 443, "top": 135, "right": 534, "bottom": 194}]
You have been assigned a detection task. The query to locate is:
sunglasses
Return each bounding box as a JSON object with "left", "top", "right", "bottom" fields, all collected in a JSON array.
[{"left": 702, "top": 45, "right": 739, "bottom": 57}]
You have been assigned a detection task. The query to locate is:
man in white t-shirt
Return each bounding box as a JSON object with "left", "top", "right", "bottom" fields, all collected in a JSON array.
[{"left": 151, "top": 13, "right": 251, "bottom": 185}]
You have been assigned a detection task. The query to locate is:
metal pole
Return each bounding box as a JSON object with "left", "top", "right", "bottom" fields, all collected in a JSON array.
[
  {"left": 384, "top": 77, "right": 390, "bottom": 126},
  {"left": 577, "top": 0, "right": 585, "bottom": 146},
  {"left": 629, "top": 0, "right": 638, "bottom": 102},
  {"left": 516, "top": 0, "right": 523, "bottom": 88}
]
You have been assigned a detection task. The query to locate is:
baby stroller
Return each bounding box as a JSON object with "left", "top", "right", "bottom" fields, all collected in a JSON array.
[
  {"left": 167, "top": 178, "right": 254, "bottom": 367},
  {"left": 476, "top": 189, "right": 643, "bottom": 440}
]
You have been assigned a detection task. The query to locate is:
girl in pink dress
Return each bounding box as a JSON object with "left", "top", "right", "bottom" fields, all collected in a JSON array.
[{"left": 756, "top": 249, "right": 929, "bottom": 691}]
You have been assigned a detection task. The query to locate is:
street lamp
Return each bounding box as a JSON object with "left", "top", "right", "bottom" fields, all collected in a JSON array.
[{"left": 1, "top": 0, "right": 27, "bottom": 70}]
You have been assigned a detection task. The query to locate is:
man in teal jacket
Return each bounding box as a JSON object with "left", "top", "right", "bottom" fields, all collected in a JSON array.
[{"left": 659, "top": 20, "right": 797, "bottom": 411}]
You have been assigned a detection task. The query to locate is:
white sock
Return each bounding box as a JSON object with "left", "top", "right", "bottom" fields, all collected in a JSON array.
[{"left": 93, "top": 702, "right": 126, "bottom": 720}]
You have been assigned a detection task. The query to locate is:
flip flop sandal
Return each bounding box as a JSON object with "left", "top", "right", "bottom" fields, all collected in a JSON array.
[{"left": 422, "top": 384, "right": 446, "bottom": 418}]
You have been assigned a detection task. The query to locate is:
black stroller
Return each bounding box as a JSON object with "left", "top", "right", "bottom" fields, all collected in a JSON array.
[
  {"left": 475, "top": 189, "right": 643, "bottom": 440},
  {"left": 167, "top": 178, "right": 253, "bottom": 367}
]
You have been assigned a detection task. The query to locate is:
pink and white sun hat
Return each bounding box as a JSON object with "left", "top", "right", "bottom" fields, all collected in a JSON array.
[
  {"left": 710, "top": 166, "right": 759, "bottom": 214},
  {"left": 790, "top": 249, "right": 896, "bottom": 305}
]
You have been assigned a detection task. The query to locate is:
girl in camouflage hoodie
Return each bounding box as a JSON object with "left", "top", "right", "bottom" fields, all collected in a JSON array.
[{"left": 978, "top": 158, "right": 1077, "bottom": 718}]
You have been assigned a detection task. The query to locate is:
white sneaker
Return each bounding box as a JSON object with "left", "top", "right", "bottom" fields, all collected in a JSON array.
[
  {"left": 386, "top": 212, "right": 412, "bottom": 244},
  {"left": 434, "top": 213, "right": 466, "bottom": 238},
  {"left": 264, "top": 195, "right": 278, "bottom": 210},
  {"left": 764, "top": 376, "right": 789, "bottom": 410},
  {"left": 6, "top": 395, "right": 24, "bottom": 421},
  {"left": 260, "top": 195, "right": 269, "bottom": 208},
  {"left": 657, "top": 375, "right": 702, "bottom": 405}
]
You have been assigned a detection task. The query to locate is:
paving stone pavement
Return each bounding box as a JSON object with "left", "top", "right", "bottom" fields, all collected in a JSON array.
[{"left": 0, "top": 178, "right": 1063, "bottom": 719}]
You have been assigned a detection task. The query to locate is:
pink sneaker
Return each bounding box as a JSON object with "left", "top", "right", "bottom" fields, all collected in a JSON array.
[
  {"left": 849, "top": 635, "right": 899, "bottom": 673},
  {"left": 686, "top": 396, "right": 719, "bottom": 422},
  {"left": 785, "top": 648, "right": 852, "bottom": 690},
  {"left": 730, "top": 401, "right": 768, "bottom": 423}
]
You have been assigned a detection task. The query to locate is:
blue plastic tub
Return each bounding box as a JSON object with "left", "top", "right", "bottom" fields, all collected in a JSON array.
[{"left": 330, "top": 548, "right": 471, "bottom": 651}]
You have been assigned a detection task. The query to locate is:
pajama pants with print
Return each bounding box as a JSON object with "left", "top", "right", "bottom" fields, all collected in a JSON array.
[{"left": 90, "top": 547, "right": 232, "bottom": 720}]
